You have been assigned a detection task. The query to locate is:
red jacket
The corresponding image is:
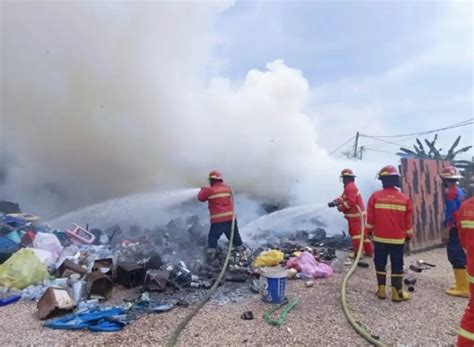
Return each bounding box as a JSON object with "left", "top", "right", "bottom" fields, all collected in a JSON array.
[
  {"left": 335, "top": 181, "right": 365, "bottom": 221},
  {"left": 366, "top": 187, "right": 413, "bottom": 244},
  {"left": 459, "top": 197, "right": 474, "bottom": 283},
  {"left": 198, "top": 182, "right": 234, "bottom": 224}
]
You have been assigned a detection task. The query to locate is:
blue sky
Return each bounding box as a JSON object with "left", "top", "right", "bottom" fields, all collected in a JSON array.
[{"left": 213, "top": 1, "right": 473, "bottom": 159}]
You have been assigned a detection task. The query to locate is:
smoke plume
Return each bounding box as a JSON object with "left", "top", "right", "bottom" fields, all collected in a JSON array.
[{"left": 1, "top": 2, "right": 383, "bottom": 218}]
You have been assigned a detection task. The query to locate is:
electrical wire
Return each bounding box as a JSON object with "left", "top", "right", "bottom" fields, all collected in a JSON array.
[
  {"left": 329, "top": 135, "right": 356, "bottom": 155},
  {"left": 362, "top": 118, "right": 473, "bottom": 139}
]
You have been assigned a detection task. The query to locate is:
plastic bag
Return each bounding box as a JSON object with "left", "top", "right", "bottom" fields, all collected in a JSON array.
[
  {"left": 33, "top": 233, "right": 63, "bottom": 260},
  {"left": 253, "top": 250, "right": 284, "bottom": 268},
  {"left": 286, "top": 251, "right": 333, "bottom": 279},
  {"left": 0, "top": 248, "right": 49, "bottom": 289}
]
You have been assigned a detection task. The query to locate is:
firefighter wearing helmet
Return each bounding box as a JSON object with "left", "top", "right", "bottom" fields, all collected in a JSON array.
[
  {"left": 328, "top": 168, "right": 374, "bottom": 258},
  {"left": 457, "top": 177, "right": 474, "bottom": 346},
  {"left": 365, "top": 165, "right": 413, "bottom": 302},
  {"left": 440, "top": 165, "right": 468, "bottom": 298},
  {"left": 198, "top": 170, "right": 245, "bottom": 262}
]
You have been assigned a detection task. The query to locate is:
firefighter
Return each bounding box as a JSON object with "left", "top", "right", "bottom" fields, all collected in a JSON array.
[
  {"left": 457, "top": 178, "right": 474, "bottom": 347},
  {"left": 328, "top": 168, "right": 374, "bottom": 258},
  {"left": 198, "top": 170, "right": 244, "bottom": 262},
  {"left": 366, "top": 165, "right": 413, "bottom": 302},
  {"left": 441, "top": 166, "right": 468, "bottom": 297}
]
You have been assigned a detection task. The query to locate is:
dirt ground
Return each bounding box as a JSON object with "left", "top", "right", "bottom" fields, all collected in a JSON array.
[{"left": 0, "top": 247, "right": 465, "bottom": 346}]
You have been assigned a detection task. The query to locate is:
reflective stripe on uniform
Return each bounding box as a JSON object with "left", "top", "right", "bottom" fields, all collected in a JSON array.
[
  {"left": 461, "top": 220, "right": 474, "bottom": 229},
  {"left": 344, "top": 211, "right": 366, "bottom": 218},
  {"left": 374, "top": 203, "right": 406, "bottom": 212},
  {"left": 364, "top": 239, "right": 371, "bottom": 243},
  {"left": 352, "top": 235, "right": 361, "bottom": 240},
  {"left": 467, "top": 273, "right": 474, "bottom": 283},
  {"left": 459, "top": 328, "right": 474, "bottom": 341},
  {"left": 208, "top": 193, "right": 231, "bottom": 199},
  {"left": 343, "top": 201, "right": 350, "bottom": 209},
  {"left": 391, "top": 273, "right": 403, "bottom": 277},
  {"left": 376, "top": 271, "right": 386, "bottom": 275},
  {"left": 372, "top": 236, "right": 405, "bottom": 245},
  {"left": 210, "top": 211, "right": 234, "bottom": 219},
  {"left": 366, "top": 223, "right": 374, "bottom": 229}
]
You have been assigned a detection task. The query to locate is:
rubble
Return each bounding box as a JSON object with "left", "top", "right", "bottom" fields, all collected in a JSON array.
[
  {"left": 0, "top": 207, "right": 353, "bottom": 333},
  {"left": 37, "top": 287, "right": 75, "bottom": 319}
]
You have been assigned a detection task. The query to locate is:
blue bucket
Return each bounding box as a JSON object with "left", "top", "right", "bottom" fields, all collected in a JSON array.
[{"left": 259, "top": 266, "right": 287, "bottom": 304}]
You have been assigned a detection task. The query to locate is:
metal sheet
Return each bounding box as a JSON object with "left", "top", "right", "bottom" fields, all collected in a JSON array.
[{"left": 400, "top": 158, "right": 450, "bottom": 251}]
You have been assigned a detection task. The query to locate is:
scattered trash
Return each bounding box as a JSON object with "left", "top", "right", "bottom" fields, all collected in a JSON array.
[
  {"left": 357, "top": 261, "right": 369, "bottom": 268},
  {"left": 253, "top": 250, "right": 284, "bottom": 268},
  {"left": 57, "top": 259, "right": 87, "bottom": 278},
  {"left": 0, "top": 248, "right": 49, "bottom": 289},
  {"left": 240, "top": 311, "right": 254, "bottom": 320},
  {"left": 37, "top": 287, "right": 75, "bottom": 320},
  {"left": 409, "top": 264, "right": 423, "bottom": 273},
  {"left": 45, "top": 306, "right": 126, "bottom": 332},
  {"left": 0, "top": 237, "right": 19, "bottom": 264},
  {"left": 0, "top": 294, "right": 21, "bottom": 306},
  {"left": 416, "top": 260, "right": 436, "bottom": 268},
  {"left": 259, "top": 266, "right": 287, "bottom": 304},
  {"left": 86, "top": 272, "right": 113, "bottom": 301},
  {"left": 304, "top": 280, "right": 314, "bottom": 288},
  {"left": 116, "top": 263, "right": 146, "bottom": 288},
  {"left": 286, "top": 251, "right": 333, "bottom": 279},
  {"left": 66, "top": 224, "right": 96, "bottom": 245}
]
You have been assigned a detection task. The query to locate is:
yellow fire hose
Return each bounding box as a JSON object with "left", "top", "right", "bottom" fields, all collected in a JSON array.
[
  {"left": 168, "top": 197, "right": 385, "bottom": 346},
  {"left": 340, "top": 205, "right": 385, "bottom": 346},
  {"left": 167, "top": 189, "right": 237, "bottom": 347}
]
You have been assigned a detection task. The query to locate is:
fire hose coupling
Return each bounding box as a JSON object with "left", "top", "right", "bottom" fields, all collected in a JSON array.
[{"left": 328, "top": 201, "right": 339, "bottom": 208}]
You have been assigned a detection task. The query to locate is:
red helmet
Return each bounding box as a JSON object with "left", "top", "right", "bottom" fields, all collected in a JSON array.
[
  {"left": 440, "top": 166, "right": 462, "bottom": 180},
  {"left": 340, "top": 168, "right": 356, "bottom": 177},
  {"left": 209, "top": 170, "right": 223, "bottom": 181},
  {"left": 378, "top": 165, "right": 399, "bottom": 179}
]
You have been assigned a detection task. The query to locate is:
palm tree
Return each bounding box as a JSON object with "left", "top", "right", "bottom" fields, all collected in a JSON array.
[{"left": 397, "top": 134, "right": 472, "bottom": 160}]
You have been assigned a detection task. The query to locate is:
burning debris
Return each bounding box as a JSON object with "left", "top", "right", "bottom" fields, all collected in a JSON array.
[{"left": 0, "top": 204, "right": 352, "bottom": 331}]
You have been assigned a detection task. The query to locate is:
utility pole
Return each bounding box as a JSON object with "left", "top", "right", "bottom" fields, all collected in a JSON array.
[{"left": 353, "top": 131, "right": 360, "bottom": 158}]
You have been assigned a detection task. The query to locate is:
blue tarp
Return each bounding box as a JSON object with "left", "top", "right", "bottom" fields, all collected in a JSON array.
[{"left": 45, "top": 307, "right": 126, "bottom": 332}]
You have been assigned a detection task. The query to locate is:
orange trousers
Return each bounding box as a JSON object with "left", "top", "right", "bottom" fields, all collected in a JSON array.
[
  {"left": 458, "top": 283, "right": 474, "bottom": 346},
  {"left": 348, "top": 219, "right": 373, "bottom": 256}
]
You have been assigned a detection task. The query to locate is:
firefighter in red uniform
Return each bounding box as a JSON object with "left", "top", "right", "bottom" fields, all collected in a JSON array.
[
  {"left": 366, "top": 165, "right": 413, "bottom": 302},
  {"left": 198, "top": 170, "right": 244, "bottom": 261},
  {"left": 329, "top": 168, "right": 374, "bottom": 258},
  {"left": 457, "top": 179, "right": 474, "bottom": 347}
]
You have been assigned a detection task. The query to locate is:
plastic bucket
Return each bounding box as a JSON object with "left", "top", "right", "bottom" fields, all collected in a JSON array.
[{"left": 259, "top": 266, "right": 287, "bottom": 304}]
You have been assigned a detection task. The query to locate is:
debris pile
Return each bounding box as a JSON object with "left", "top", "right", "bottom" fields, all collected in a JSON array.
[{"left": 0, "top": 206, "right": 353, "bottom": 331}]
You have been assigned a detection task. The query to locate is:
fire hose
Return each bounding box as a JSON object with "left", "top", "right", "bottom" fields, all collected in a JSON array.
[
  {"left": 340, "top": 205, "right": 385, "bottom": 347},
  {"left": 167, "top": 188, "right": 237, "bottom": 347},
  {"left": 168, "top": 196, "right": 384, "bottom": 346}
]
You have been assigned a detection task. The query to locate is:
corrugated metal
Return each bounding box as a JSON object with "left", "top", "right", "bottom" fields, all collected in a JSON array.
[{"left": 400, "top": 158, "right": 450, "bottom": 251}]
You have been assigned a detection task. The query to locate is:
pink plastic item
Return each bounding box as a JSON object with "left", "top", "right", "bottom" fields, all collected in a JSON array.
[
  {"left": 286, "top": 251, "right": 333, "bottom": 279},
  {"left": 66, "top": 224, "right": 96, "bottom": 245}
]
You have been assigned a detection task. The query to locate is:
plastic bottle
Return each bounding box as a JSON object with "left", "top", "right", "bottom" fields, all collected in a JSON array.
[{"left": 332, "top": 257, "right": 344, "bottom": 273}]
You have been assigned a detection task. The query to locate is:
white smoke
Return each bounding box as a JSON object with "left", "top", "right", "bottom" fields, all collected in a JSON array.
[{"left": 1, "top": 2, "right": 387, "bottom": 219}]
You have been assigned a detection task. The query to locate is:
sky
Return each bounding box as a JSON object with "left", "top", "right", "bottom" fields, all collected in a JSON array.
[
  {"left": 214, "top": 1, "right": 473, "bottom": 159},
  {"left": 0, "top": 0, "right": 473, "bottom": 217}
]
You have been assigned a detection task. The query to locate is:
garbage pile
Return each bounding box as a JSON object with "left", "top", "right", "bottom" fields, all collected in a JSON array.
[{"left": 0, "top": 207, "right": 352, "bottom": 331}]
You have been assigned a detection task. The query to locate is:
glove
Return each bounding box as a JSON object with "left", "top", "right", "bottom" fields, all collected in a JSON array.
[{"left": 328, "top": 201, "right": 338, "bottom": 208}]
